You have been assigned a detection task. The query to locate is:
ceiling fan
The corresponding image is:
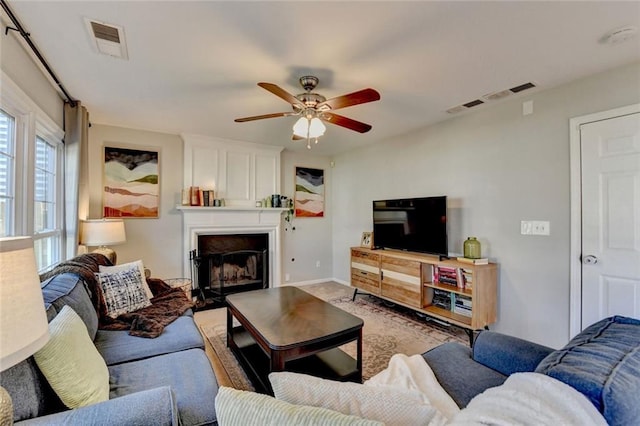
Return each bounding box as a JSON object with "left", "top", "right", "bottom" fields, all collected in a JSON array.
[{"left": 235, "top": 76, "right": 380, "bottom": 149}]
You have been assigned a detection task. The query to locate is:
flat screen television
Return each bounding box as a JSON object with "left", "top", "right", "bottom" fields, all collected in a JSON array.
[{"left": 372, "top": 196, "right": 448, "bottom": 256}]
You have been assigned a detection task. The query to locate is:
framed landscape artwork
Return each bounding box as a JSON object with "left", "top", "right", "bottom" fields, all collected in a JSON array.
[
  {"left": 295, "top": 166, "right": 324, "bottom": 217},
  {"left": 103, "top": 144, "right": 160, "bottom": 218}
]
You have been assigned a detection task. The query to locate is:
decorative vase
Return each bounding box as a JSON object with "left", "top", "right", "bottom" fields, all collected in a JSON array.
[{"left": 463, "top": 237, "right": 481, "bottom": 259}]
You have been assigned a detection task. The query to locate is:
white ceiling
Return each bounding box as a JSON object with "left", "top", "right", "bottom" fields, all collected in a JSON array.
[{"left": 6, "top": 1, "right": 640, "bottom": 156}]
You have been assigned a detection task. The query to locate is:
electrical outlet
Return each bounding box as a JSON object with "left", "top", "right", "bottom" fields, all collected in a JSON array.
[
  {"left": 316, "top": 261, "right": 321, "bottom": 268},
  {"left": 521, "top": 220, "right": 550, "bottom": 236},
  {"left": 532, "top": 221, "right": 550, "bottom": 235},
  {"left": 285, "top": 273, "right": 290, "bottom": 282}
]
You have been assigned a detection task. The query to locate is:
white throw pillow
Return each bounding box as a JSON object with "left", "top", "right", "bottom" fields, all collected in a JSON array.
[
  {"left": 99, "top": 260, "right": 153, "bottom": 299},
  {"left": 34, "top": 305, "right": 110, "bottom": 408},
  {"left": 95, "top": 267, "right": 152, "bottom": 318},
  {"left": 269, "top": 372, "right": 437, "bottom": 426},
  {"left": 215, "top": 387, "right": 382, "bottom": 426}
]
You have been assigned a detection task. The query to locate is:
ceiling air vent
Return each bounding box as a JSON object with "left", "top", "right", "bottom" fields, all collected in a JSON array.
[
  {"left": 510, "top": 82, "right": 536, "bottom": 93},
  {"left": 483, "top": 89, "right": 512, "bottom": 101},
  {"left": 463, "top": 99, "right": 484, "bottom": 108},
  {"left": 483, "top": 82, "right": 537, "bottom": 101},
  {"left": 448, "top": 82, "right": 536, "bottom": 114},
  {"left": 447, "top": 99, "right": 484, "bottom": 114},
  {"left": 85, "top": 18, "right": 128, "bottom": 59}
]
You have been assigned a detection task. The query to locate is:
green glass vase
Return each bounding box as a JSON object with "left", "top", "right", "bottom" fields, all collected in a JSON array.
[{"left": 463, "top": 237, "right": 481, "bottom": 259}]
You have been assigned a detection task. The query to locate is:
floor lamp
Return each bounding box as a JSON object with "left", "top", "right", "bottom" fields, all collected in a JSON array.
[
  {"left": 0, "top": 237, "right": 50, "bottom": 425},
  {"left": 80, "top": 219, "right": 127, "bottom": 264}
]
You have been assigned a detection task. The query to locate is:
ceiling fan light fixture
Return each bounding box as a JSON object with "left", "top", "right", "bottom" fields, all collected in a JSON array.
[
  {"left": 293, "top": 117, "right": 326, "bottom": 139},
  {"left": 293, "top": 117, "right": 309, "bottom": 137},
  {"left": 309, "top": 118, "right": 326, "bottom": 138}
]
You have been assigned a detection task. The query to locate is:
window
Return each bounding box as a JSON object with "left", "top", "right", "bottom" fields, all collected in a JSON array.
[
  {"left": 1, "top": 73, "right": 64, "bottom": 271},
  {"left": 33, "top": 136, "right": 61, "bottom": 270},
  {"left": 0, "top": 109, "right": 15, "bottom": 237}
]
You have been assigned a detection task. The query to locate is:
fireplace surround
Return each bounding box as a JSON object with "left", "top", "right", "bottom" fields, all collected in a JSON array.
[{"left": 178, "top": 206, "right": 287, "bottom": 291}]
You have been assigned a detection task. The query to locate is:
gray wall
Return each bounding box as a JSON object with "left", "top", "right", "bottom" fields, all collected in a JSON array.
[
  {"left": 281, "top": 151, "right": 333, "bottom": 284},
  {"left": 0, "top": 20, "right": 63, "bottom": 127},
  {"left": 87, "top": 124, "right": 184, "bottom": 279},
  {"left": 331, "top": 61, "right": 640, "bottom": 348}
]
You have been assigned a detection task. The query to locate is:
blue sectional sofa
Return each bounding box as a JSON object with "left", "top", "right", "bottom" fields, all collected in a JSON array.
[{"left": 0, "top": 263, "right": 219, "bottom": 425}]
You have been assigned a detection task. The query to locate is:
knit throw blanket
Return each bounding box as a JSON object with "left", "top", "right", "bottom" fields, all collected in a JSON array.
[{"left": 41, "top": 253, "right": 194, "bottom": 338}]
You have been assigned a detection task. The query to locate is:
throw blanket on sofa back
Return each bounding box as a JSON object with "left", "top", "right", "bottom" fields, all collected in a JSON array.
[{"left": 41, "top": 253, "right": 193, "bottom": 338}]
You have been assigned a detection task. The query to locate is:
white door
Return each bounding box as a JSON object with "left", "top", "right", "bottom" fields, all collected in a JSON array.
[{"left": 580, "top": 112, "right": 640, "bottom": 329}]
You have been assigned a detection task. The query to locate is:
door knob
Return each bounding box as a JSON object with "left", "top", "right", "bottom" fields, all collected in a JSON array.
[{"left": 583, "top": 255, "right": 598, "bottom": 265}]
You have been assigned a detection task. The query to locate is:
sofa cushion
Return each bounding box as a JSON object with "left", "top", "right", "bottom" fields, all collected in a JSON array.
[
  {"left": 422, "top": 342, "right": 507, "bottom": 408},
  {"left": 15, "top": 386, "right": 179, "bottom": 426},
  {"left": 99, "top": 260, "right": 153, "bottom": 299},
  {"left": 108, "top": 348, "right": 218, "bottom": 426},
  {"left": 41, "top": 273, "right": 98, "bottom": 339},
  {"left": 33, "top": 305, "right": 110, "bottom": 409},
  {"left": 95, "top": 267, "right": 152, "bottom": 318},
  {"left": 473, "top": 330, "right": 553, "bottom": 376},
  {"left": 95, "top": 315, "right": 204, "bottom": 365},
  {"left": 215, "top": 387, "right": 382, "bottom": 426},
  {"left": 535, "top": 315, "right": 640, "bottom": 426}
]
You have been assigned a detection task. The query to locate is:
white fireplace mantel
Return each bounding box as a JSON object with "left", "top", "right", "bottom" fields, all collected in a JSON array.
[{"left": 178, "top": 206, "right": 287, "bottom": 287}]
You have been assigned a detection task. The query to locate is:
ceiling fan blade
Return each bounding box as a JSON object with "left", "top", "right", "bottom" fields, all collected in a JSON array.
[
  {"left": 292, "top": 134, "right": 304, "bottom": 141},
  {"left": 322, "top": 112, "right": 372, "bottom": 133},
  {"left": 234, "top": 112, "right": 294, "bottom": 122},
  {"left": 258, "top": 82, "right": 305, "bottom": 108},
  {"left": 316, "top": 88, "right": 380, "bottom": 111}
]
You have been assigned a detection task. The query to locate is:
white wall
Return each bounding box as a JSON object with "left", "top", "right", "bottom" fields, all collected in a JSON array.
[
  {"left": 332, "top": 61, "right": 640, "bottom": 348},
  {"left": 281, "top": 151, "right": 333, "bottom": 284},
  {"left": 0, "top": 20, "right": 62, "bottom": 128},
  {"left": 87, "top": 124, "right": 184, "bottom": 279}
]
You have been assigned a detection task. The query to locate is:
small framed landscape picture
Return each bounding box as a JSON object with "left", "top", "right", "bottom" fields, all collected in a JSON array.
[{"left": 360, "top": 232, "right": 373, "bottom": 248}]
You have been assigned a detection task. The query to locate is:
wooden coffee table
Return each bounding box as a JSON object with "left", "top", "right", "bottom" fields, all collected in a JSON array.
[{"left": 226, "top": 286, "right": 363, "bottom": 394}]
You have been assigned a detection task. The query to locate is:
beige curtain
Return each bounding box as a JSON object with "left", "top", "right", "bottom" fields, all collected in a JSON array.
[{"left": 63, "top": 102, "right": 90, "bottom": 259}]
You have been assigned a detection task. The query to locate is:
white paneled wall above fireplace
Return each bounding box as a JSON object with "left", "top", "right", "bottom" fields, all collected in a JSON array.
[{"left": 182, "top": 134, "right": 283, "bottom": 206}]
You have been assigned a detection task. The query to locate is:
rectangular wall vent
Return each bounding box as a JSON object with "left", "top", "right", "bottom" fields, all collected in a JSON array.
[{"left": 85, "top": 18, "right": 128, "bottom": 60}]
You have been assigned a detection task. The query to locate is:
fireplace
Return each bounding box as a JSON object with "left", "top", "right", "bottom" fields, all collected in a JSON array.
[
  {"left": 178, "top": 206, "right": 286, "bottom": 295},
  {"left": 191, "top": 233, "right": 268, "bottom": 302}
]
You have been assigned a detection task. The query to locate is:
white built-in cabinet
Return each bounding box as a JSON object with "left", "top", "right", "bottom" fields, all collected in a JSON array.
[{"left": 182, "top": 134, "right": 283, "bottom": 206}]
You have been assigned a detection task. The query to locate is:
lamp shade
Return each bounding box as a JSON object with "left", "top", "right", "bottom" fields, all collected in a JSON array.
[
  {"left": 80, "top": 219, "right": 126, "bottom": 247},
  {"left": 0, "top": 236, "right": 49, "bottom": 372}
]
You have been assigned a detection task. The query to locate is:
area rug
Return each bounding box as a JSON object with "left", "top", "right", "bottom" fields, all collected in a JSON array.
[{"left": 195, "top": 282, "right": 467, "bottom": 391}]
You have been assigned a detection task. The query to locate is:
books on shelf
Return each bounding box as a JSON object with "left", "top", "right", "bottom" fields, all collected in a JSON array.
[
  {"left": 456, "top": 257, "right": 489, "bottom": 265},
  {"left": 453, "top": 294, "right": 472, "bottom": 317},
  {"left": 433, "top": 266, "right": 472, "bottom": 289}
]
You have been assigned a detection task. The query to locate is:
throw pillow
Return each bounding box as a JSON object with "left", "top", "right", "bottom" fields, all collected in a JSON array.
[
  {"left": 95, "top": 267, "right": 152, "bottom": 318},
  {"left": 99, "top": 260, "right": 153, "bottom": 299},
  {"left": 269, "top": 372, "right": 437, "bottom": 426},
  {"left": 33, "top": 305, "right": 110, "bottom": 408},
  {"left": 214, "top": 387, "right": 382, "bottom": 426}
]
